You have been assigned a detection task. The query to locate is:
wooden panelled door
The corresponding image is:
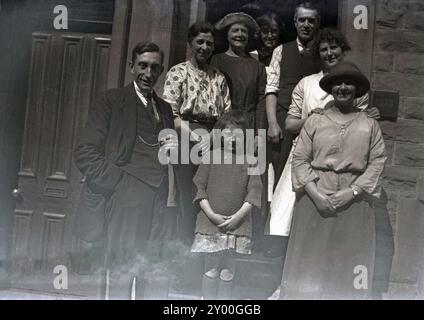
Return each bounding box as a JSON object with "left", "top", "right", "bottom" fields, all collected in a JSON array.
[{"left": 11, "top": 32, "right": 111, "bottom": 297}]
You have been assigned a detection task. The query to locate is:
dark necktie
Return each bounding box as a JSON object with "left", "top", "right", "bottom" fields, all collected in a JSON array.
[
  {"left": 145, "top": 92, "right": 160, "bottom": 127},
  {"left": 301, "top": 47, "right": 315, "bottom": 75},
  {"left": 301, "top": 46, "right": 311, "bottom": 56}
]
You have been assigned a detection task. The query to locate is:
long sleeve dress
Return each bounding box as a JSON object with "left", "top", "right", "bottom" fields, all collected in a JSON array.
[
  {"left": 268, "top": 71, "right": 369, "bottom": 236},
  {"left": 190, "top": 150, "right": 262, "bottom": 255},
  {"left": 280, "top": 105, "right": 386, "bottom": 299},
  {"left": 210, "top": 53, "right": 267, "bottom": 130}
]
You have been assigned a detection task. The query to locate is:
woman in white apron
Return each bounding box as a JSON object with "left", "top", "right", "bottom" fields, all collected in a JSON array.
[{"left": 267, "top": 28, "right": 379, "bottom": 299}]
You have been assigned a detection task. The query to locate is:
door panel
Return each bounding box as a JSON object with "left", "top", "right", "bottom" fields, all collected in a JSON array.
[{"left": 12, "top": 32, "right": 111, "bottom": 296}]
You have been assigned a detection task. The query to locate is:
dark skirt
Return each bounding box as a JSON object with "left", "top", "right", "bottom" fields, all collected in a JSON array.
[
  {"left": 280, "top": 193, "right": 376, "bottom": 299},
  {"left": 175, "top": 121, "right": 212, "bottom": 244}
]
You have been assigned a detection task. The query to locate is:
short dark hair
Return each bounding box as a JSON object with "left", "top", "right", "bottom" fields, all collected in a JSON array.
[
  {"left": 312, "top": 28, "right": 351, "bottom": 58},
  {"left": 294, "top": 1, "right": 321, "bottom": 20},
  {"left": 187, "top": 21, "right": 216, "bottom": 44},
  {"left": 131, "top": 41, "right": 164, "bottom": 64},
  {"left": 214, "top": 110, "right": 251, "bottom": 133}
]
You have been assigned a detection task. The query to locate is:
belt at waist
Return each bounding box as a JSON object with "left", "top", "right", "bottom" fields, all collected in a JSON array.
[{"left": 181, "top": 116, "right": 216, "bottom": 131}]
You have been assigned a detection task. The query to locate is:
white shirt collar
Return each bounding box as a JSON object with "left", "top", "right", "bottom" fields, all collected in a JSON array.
[
  {"left": 133, "top": 81, "right": 161, "bottom": 121},
  {"left": 133, "top": 81, "right": 152, "bottom": 105},
  {"left": 296, "top": 38, "right": 308, "bottom": 53}
]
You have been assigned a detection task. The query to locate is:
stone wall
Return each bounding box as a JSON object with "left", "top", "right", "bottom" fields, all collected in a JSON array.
[{"left": 372, "top": 0, "right": 424, "bottom": 298}]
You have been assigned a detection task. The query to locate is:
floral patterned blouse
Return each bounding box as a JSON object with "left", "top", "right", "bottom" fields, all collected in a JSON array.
[{"left": 162, "top": 61, "right": 231, "bottom": 122}]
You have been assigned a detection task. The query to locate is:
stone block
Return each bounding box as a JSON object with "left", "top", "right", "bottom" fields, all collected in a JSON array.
[
  {"left": 380, "top": 119, "right": 424, "bottom": 143},
  {"left": 394, "top": 142, "right": 424, "bottom": 167},
  {"left": 418, "top": 177, "right": 424, "bottom": 202},
  {"left": 384, "top": 190, "right": 399, "bottom": 233},
  {"left": 390, "top": 249, "right": 421, "bottom": 285},
  {"left": 382, "top": 165, "right": 424, "bottom": 196},
  {"left": 397, "top": 199, "right": 424, "bottom": 246},
  {"left": 374, "top": 29, "right": 424, "bottom": 53},
  {"left": 385, "top": 140, "right": 395, "bottom": 165},
  {"left": 376, "top": 0, "right": 409, "bottom": 28},
  {"left": 373, "top": 72, "right": 424, "bottom": 98},
  {"left": 387, "top": 282, "right": 419, "bottom": 299},
  {"left": 233, "top": 252, "right": 283, "bottom": 290},
  {"left": 404, "top": 11, "right": 424, "bottom": 31},
  {"left": 408, "top": 0, "right": 424, "bottom": 11},
  {"left": 390, "top": 200, "right": 424, "bottom": 288},
  {"left": 394, "top": 53, "right": 424, "bottom": 75},
  {"left": 400, "top": 97, "right": 424, "bottom": 121},
  {"left": 372, "top": 72, "right": 424, "bottom": 97},
  {"left": 374, "top": 53, "right": 394, "bottom": 72}
]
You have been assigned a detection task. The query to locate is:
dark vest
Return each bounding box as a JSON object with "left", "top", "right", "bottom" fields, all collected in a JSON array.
[
  {"left": 123, "top": 97, "right": 167, "bottom": 187},
  {"left": 277, "top": 40, "right": 321, "bottom": 110}
]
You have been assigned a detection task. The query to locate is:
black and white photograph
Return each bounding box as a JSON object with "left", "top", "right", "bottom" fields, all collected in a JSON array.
[{"left": 0, "top": 0, "right": 423, "bottom": 304}]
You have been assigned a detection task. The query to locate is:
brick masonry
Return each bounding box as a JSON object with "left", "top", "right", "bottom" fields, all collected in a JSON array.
[{"left": 372, "top": 0, "right": 424, "bottom": 298}]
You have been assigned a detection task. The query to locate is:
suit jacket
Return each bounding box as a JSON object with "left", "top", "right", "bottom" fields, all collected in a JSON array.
[{"left": 73, "top": 83, "right": 175, "bottom": 242}]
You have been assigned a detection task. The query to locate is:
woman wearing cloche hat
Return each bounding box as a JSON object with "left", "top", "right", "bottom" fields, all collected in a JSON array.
[
  {"left": 279, "top": 61, "right": 387, "bottom": 299},
  {"left": 210, "top": 12, "right": 266, "bottom": 131}
]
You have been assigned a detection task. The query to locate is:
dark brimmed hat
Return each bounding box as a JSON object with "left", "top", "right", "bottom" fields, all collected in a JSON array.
[
  {"left": 215, "top": 12, "right": 260, "bottom": 33},
  {"left": 319, "top": 61, "right": 370, "bottom": 98}
]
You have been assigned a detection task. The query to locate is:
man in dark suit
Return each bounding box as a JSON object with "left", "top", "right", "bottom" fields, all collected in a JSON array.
[{"left": 74, "top": 41, "right": 179, "bottom": 299}]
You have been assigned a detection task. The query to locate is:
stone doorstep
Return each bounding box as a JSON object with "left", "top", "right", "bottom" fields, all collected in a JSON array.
[
  {"left": 386, "top": 282, "right": 421, "bottom": 300},
  {"left": 0, "top": 288, "right": 86, "bottom": 300},
  {"left": 6, "top": 251, "right": 284, "bottom": 300},
  {"left": 168, "top": 251, "right": 284, "bottom": 300}
]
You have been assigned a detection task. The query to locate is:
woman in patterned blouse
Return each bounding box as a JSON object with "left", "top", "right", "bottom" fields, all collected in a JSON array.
[{"left": 163, "top": 22, "right": 231, "bottom": 245}]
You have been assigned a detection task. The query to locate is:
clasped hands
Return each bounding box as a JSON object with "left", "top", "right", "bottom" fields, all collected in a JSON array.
[
  {"left": 311, "top": 188, "right": 355, "bottom": 217},
  {"left": 209, "top": 211, "right": 246, "bottom": 233}
]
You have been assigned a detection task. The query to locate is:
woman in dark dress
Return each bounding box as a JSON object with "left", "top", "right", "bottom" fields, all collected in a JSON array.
[
  {"left": 281, "top": 61, "right": 387, "bottom": 299},
  {"left": 211, "top": 12, "right": 268, "bottom": 255},
  {"left": 211, "top": 12, "right": 267, "bottom": 131}
]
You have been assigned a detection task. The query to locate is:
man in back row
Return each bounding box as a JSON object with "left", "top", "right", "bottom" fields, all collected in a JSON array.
[{"left": 264, "top": 0, "right": 321, "bottom": 256}]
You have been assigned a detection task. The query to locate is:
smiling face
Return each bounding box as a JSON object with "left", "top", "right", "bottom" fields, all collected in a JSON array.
[
  {"left": 319, "top": 41, "right": 345, "bottom": 71},
  {"left": 331, "top": 81, "right": 357, "bottom": 107},
  {"left": 222, "top": 124, "right": 245, "bottom": 154},
  {"left": 227, "top": 23, "right": 249, "bottom": 53},
  {"left": 260, "top": 20, "right": 281, "bottom": 50},
  {"left": 294, "top": 7, "right": 319, "bottom": 44},
  {"left": 130, "top": 51, "right": 164, "bottom": 94},
  {"left": 190, "top": 32, "right": 214, "bottom": 64}
]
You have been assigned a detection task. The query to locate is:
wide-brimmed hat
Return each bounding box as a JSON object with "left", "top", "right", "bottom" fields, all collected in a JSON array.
[
  {"left": 319, "top": 61, "right": 370, "bottom": 98},
  {"left": 215, "top": 12, "right": 260, "bottom": 33}
]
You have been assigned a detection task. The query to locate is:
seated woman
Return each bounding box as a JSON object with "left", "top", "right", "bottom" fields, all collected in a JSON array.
[{"left": 280, "top": 61, "right": 386, "bottom": 299}]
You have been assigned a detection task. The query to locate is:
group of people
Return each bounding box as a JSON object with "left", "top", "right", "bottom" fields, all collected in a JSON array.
[{"left": 73, "top": 1, "right": 387, "bottom": 300}]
